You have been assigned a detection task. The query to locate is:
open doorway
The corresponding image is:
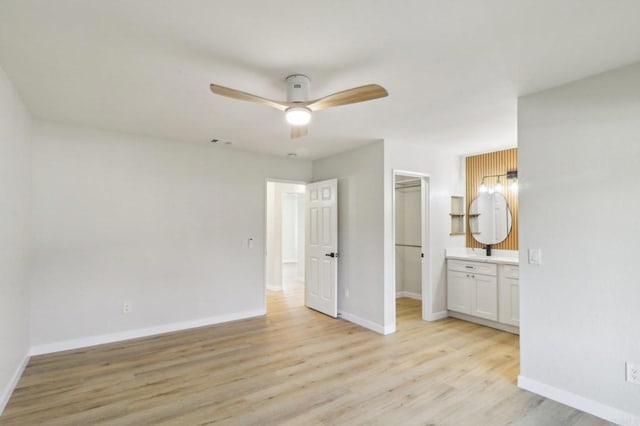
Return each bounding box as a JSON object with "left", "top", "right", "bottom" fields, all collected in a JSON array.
[
  {"left": 265, "top": 181, "right": 306, "bottom": 307},
  {"left": 393, "top": 172, "right": 430, "bottom": 328}
]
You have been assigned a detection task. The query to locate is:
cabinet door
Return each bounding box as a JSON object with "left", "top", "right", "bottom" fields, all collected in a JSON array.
[
  {"left": 447, "top": 270, "right": 472, "bottom": 314},
  {"left": 472, "top": 274, "right": 498, "bottom": 321},
  {"left": 499, "top": 277, "right": 520, "bottom": 326}
]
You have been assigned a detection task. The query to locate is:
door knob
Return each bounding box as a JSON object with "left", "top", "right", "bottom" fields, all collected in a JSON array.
[{"left": 325, "top": 252, "right": 338, "bottom": 258}]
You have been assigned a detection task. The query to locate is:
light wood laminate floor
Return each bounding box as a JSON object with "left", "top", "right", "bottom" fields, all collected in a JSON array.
[{"left": 1, "top": 286, "right": 610, "bottom": 425}]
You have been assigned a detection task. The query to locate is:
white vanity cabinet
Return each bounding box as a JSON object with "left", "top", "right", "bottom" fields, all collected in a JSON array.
[
  {"left": 498, "top": 264, "right": 520, "bottom": 326},
  {"left": 446, "top": 270, "right": 473, "bottom": 314},
  {"left": 446, "top": 256, "right": 519, "bottom": 333},
  {"left": 447, "top": 259, "right": 498, "bottom": 321}
]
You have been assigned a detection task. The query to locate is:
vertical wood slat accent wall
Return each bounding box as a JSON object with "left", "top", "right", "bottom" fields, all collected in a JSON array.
[{"left": 465, "top": 148, "right": 518, "bottom": 250}]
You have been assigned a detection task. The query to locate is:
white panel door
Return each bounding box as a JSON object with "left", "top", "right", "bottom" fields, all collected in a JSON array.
[{"left": 305, "top": 179, "right": 338, "bottom": 318}]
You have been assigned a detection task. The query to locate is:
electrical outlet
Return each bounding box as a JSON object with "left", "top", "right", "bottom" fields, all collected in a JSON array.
[
  {"left": 122, "top": 300, "right": 132, "bottom": 314},
  {"left": 626, "top": 362, "right": 640, "bottom": 384}
]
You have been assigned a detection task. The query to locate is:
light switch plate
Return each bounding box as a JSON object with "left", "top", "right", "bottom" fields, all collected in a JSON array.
[{"left": 528, "top": 248, "right": 542, "bottom": 265}]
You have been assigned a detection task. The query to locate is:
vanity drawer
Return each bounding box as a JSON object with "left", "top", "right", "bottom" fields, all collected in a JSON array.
[
  {"left": 447, "top": 259, "right": 497, "bottom": 276},
  {"left": 501, "top": 264, "right": 519, "bottom": 279}
]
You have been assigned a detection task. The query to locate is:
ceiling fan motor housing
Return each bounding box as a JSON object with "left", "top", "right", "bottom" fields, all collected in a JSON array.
[{"left": 286, "top": 74, "right": 310, "bottom": 103}]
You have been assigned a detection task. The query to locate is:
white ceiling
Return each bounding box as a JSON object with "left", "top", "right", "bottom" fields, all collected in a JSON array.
[{"left": 1, "top": 1, "right": 639, "bottom": 160}]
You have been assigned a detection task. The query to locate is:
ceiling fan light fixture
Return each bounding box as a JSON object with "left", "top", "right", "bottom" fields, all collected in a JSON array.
[
  {"left": 285, "top": 106, "right": 311, "bottom": 126},
  {"left": 210, "top": 78, "right": 387, "bottom": 138}
]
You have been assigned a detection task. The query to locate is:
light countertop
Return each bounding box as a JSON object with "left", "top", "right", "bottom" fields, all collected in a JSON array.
[{"left": 445, "top": 247, "right": 519, "bottom": 265}]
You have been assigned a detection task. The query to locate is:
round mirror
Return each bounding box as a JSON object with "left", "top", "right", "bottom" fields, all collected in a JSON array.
[{"left": 469, "top": 192, "right": 512, "bottom": 245}]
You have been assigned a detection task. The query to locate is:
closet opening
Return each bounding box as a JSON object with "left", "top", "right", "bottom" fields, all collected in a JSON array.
[{"left": 394, "top": 172, "right": 430, "bottom": 327}]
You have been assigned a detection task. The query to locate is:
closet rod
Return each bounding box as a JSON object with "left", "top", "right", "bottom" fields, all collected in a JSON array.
[
  {"left": 395, "top": 243, "right": 421, "bottom": 248},
  {"left": 394, "top": 184, "right": 421, "bottom": 189}
]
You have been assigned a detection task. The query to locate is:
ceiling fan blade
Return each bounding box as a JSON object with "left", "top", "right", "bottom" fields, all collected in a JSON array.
[
  {"left": 210, "top": 84, "right": 289, "bottom": 112},
  {"left": 306, "top": 84, "right": 388, "bottom": 111},
  {"left": 290, "top": 125, "right": 309, "bottom": 139}
]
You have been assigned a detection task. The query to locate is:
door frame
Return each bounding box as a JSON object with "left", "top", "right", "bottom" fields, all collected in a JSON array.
[
  {"left": 264, "top": 178, "right": 308, "bottom": 313},
  {"left": 391, "top": 170, "right": 431, "bottom": 323}
]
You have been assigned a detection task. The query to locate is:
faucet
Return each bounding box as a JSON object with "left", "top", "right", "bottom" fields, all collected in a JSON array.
[{"left": 485, "top": 244, "right": 492, "bottom": 256}]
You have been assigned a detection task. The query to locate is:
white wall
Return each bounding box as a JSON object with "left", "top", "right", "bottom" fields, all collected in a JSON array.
[
  {"left": 0, "top": 66, "right": 31, "bottom": 413},
  {"left": 281, "top": 193, "right": 297, "bottom": 262},
  {"left": 311, "top": 140, "right": 464, "bottom": 333},
  {"left": 312, "top": 141, "right": 386, "bottom": 331},
  {"left": 266, "top": 181, "right": 276, "bottom": 289},
  {"left": 30, "top": 122, "right": 311, "bottom": 350},
  {"left": 282, "top": 191, "right": 304, "bottom": 263},
  {"left": 518, "top": 63, "right": 640, "bottom": 422},
  {"left": 384, "top": 140, "right": 466, "bottom": 329}
]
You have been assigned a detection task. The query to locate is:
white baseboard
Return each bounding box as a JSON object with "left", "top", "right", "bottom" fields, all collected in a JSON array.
[
  {"left": 338, "top": 311, "right": 391, "bottom": 335},
  {"left": 29, "top": 309, "right": 266, "bottom": 356},
  {"left": 0, "top": 353, "right": 30, "bottom": 415},
  {"left": 383, "top": 324, "right": 396, "bottom": 335},
  {"left": 518, "top": 375, "right": 639, "bottom": 426},
  {"left": 448, "top": 311, "right": 519, "bottom": 334},
  {"left": 395, "top": 291, "right": 422, "bottom": 300},
  {"left": 427, "top": 310, "right": 448, "bottom": 321}
]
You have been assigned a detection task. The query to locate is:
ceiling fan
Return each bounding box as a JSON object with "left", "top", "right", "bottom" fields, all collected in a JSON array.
[{"left": 209, "top": 75, "right": 388, "bottom": 139}]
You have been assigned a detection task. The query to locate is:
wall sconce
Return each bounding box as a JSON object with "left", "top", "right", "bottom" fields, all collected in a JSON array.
[
  {"left": 479, "top": 170, "right": 518, "bottom": 194},
  {"left": 507, "top": 170, "right": 518, "bottom": 192}
]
